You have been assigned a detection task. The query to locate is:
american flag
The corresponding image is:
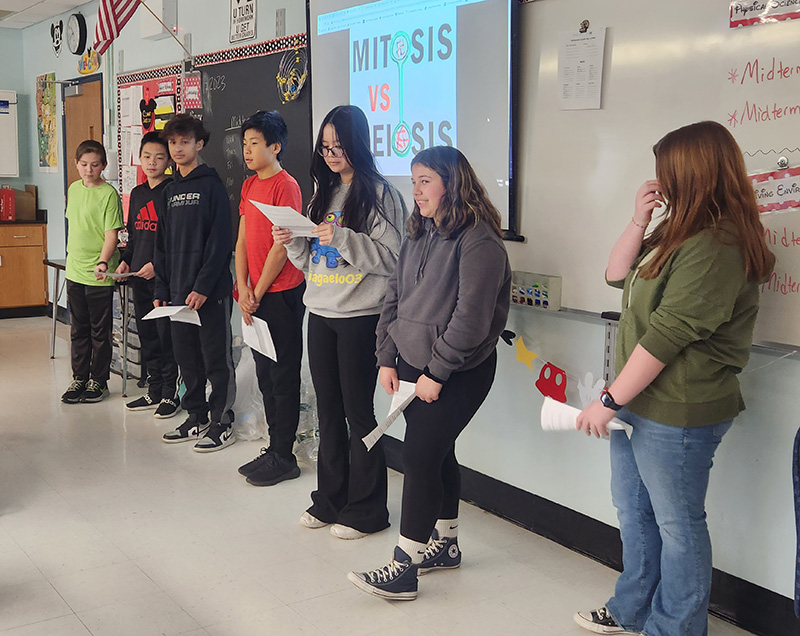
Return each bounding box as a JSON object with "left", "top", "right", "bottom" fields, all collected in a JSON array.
[{"left": 93, "top": 0, "right": 141, "bottom": 55}]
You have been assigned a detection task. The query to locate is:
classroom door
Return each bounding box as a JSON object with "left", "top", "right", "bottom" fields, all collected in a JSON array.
[{"left": 63, "top": 77, "right": 103, "bottom": 189}]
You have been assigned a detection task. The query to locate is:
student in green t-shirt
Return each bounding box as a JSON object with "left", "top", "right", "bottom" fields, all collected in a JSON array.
[{"left": 61, "top": 140, "right": 123, "bottom": 404}]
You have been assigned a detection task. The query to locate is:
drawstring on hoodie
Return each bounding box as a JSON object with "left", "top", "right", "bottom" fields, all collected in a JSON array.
[{"left": 415, "top": 222, "right": 436, "bottom": 284}]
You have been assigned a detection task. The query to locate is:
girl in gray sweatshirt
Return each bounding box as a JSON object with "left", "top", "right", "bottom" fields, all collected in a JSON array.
[
  {"left": 348, "top": 146, "right": 511, "bottom": 601},
  {"left": 274, "top": 105, "right": 407, "bottom": 539}
]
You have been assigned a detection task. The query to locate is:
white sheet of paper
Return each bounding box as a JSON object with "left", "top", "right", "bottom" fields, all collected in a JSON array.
[
  {"left": 249, "top": 200, "right": 317, "bottom": 237},
  {"left": 241, "top": 316, "right": 277, "bottom": 362},
  {"left": 540, "top": 397, "right": 631, "bottom": 436},
  {"left": 362, "top": 381, "right": 417, "bottom": 451},
  {"left": 558, "top": 27, "right": 606, "bottom": 110},
  {"left": 143, "top": 305, "right": 201, "bottom": 326},
  {"left": 101, "top": 271, "right": 136, "bottom": 280}
]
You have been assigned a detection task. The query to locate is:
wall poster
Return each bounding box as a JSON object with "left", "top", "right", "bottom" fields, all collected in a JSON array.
[{"left": 36, "top": 72, "right": 58, "bottom": 173}]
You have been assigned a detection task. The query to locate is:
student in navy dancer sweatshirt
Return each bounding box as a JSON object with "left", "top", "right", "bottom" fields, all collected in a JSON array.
[{"left": 154, "top": 114, "right": 236, "bottom": 453}]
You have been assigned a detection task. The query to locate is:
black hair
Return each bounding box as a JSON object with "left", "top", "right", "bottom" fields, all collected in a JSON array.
[
  {"left": 241, "top": 110, "right": 288, "bottom": 161},
  {"left": 161, "top": 113, "right": 210, "bottom": 144},
  {"left": 308, "top": 105, "right": 391, "bottom": 233},
  {"left": 75, "top": 139, "right": 107, "bottom": 165},
  {"left": 139, "top": 130, "right": 169, "bottom": 156}
]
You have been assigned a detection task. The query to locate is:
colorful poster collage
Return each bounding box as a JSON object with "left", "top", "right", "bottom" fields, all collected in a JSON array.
[
  {"left": 36, "top": 72, "right": 58, "bottom": 173},
  {"left": 117, "top": 72, "right": 179, "bottom": 220}
]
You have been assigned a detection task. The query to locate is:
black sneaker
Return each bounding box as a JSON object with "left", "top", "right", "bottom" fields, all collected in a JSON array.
[
  {"left": 62, "top": 379, "right": 87, "bottom": 404},
  {"left": 238, "top": 447, "right": 270, "bottom": 476},
  {"left": 162, "top": 418, "right": 210, "bottom": 444},
  {"left": 193, "top": 422, "right": 236, "bottom": 453},
  {"left": 347, "top": 547, "right": 419, "bottom": 600},
  {"left": 418, "top": 529, "right": 461, "bottom": 575},
  {"left": 246, "top": 451, "right": 301, "bottom": 486},
  {"left": 81, "top": 379, "right": 109, "bottom": 403},
  {"left": 154, "top": 397, "right": 181, "bottom": 419},
  {"left": 573, "top": 607, "right": 640, "bottom": 634},
  {"left": 126, "top": 394, "right": 158, "bottom": 411}
]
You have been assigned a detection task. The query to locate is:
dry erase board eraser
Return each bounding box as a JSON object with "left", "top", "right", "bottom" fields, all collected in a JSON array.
[{"left": 510, "top": 271, "right": 562, "bottom": 311}]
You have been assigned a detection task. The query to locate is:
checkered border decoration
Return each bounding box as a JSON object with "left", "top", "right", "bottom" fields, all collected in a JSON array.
[
  {"left": 194, "top": 33, "right": 307, "bottom": 67},
  {"left": 117, "top": 64, "right": 183, "bottom": 86}
]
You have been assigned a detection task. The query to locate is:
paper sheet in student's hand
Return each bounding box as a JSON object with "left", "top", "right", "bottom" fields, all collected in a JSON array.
[
  {"left": 101, "top": 271, "right": 136, "bottom": 280},
  {"left": 142, "top": 305, "right": 201, "bottom": 326},
  {"left": 249, "top": 201, "right": 318, "bottom": 238},
  {"left": 540, "top": 397, "right": 631, "bottom": 437},
  {"left": 362, "top": 381, "right": 417, "bottom": 451},
  {"left": 241, "top": 316, "right": 277, "bottom": 362}
]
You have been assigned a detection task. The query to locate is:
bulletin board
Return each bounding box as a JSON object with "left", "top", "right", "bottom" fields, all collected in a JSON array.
[
  {"left": 116, "top": 65, "right": 182, "bottom": 221},
  {"left": 185, "top": 34, "right": 313, "bottom": 237},
  {"left": 514, "top": 1, "right": 800, "bottom": 347}
]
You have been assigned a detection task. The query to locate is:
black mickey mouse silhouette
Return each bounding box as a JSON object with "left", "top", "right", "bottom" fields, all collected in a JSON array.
[{"left": 51, "top": 20, "right": 63, "bottom": 57}]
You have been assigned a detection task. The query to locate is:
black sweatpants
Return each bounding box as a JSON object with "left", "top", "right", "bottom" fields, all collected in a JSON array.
[
  {"left": 251, "top": 281, "right": 306, "bottom": 458},
  {"left": 307, "top": 313, "right": 389, "bottom": 533},
  {"left": 170, "top": 296, "right": 236, "bottom": 425},
  {"left": 131, "top": 278, "right": 178, "bottom": 400},
  {"left": 67, "top": 280, "right": 115, "bottom": 384},
  {"left": 398, "top": 350, "right": 497, "bottom": 543}
]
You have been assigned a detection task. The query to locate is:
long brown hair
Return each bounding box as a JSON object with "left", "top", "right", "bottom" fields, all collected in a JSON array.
[
  {"left": 407, "top": 146, "right": 502, "bottom": 239},
  {"left": 640, "top": 121, "right": 774, "bottom": 282}
]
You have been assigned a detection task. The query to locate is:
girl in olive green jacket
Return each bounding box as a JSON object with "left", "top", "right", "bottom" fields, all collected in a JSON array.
[{"left": 574, "top": 121, "right": 774, "bottom": 636}]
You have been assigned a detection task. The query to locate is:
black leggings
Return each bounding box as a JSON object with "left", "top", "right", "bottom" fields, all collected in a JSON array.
[
  {"left": 306, "top": 313, "right": 389, "bottom": 533},
  {"left": 398, "top": 350, "right": 497, "bottom": 543}
]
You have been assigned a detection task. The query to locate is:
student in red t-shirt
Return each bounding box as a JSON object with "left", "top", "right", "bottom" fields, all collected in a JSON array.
[{"left": 235, "top": 110, "right": 307, "bottom": 486}]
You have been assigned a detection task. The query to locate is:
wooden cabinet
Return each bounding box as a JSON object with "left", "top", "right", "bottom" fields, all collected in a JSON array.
[{"left": 0, "top": 224, "right": 48, "bottom": 308}]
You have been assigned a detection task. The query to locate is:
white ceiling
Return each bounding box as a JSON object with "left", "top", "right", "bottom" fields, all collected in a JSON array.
[{"left": 0, "top": 0, "right": 89, "bottom": 29}]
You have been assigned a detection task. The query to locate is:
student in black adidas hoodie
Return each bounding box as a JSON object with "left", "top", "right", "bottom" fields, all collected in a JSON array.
[
  {"left": 116, "top": 132, "right": 180, "bottom": 419},
  {"left": 154, "top": 114, "right": 236, "bottom": 452}
]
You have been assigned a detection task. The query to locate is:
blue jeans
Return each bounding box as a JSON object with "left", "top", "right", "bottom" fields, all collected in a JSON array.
[{"left": 605, "top": 410, "right": 732, "bottom": 636}]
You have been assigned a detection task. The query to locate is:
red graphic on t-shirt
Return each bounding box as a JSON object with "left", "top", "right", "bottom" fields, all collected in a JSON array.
[
  {"left": 134, "top": 200, "right": 158, "bottom": 232},
  {"left": 535, "top": 362, "right": 567, "bottom": 403}
]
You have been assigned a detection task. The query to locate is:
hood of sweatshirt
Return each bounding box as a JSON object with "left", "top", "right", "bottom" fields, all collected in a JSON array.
[{"left": 173, "top": 164, "right": 220, "bottom": 183}]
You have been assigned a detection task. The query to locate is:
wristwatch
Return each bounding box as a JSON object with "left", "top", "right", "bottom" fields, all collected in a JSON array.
[{"left": 600, "top": 388, "right": 623, "bottom": 411}]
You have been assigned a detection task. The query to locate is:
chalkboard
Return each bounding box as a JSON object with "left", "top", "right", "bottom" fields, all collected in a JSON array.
[
  {"left": 510, "top": 2, "right": 800, "bottom": 346},
  {"left": 186, "top": 43, "right": 313, "bottom": 241}
]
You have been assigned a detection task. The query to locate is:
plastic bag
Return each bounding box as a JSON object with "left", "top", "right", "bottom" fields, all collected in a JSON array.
[
  {"left": 294, "top": 361, "right": 319, "bottom": 466},
  {"left": 231, "top": 345, "right": 269, "bottom": 441}
]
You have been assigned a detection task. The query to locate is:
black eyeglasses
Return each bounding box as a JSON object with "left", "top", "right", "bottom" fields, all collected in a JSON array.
[{"left": 318, "top": 145, "right": 345, "bottom": 158}]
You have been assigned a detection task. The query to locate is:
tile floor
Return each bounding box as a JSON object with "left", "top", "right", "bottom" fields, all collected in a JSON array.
[{"left": 0, "top": 317, "right": 755, "bottom": 636}]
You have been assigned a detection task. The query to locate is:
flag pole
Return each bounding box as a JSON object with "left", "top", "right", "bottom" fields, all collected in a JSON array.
[{"left": 138, "top": 0, "right": 192, "bottom": 59}]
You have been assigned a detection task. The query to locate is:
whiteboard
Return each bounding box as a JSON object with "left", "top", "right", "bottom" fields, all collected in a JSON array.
[
  {"left": 0, "top": 90, "right": 19, "bottom": 178},
  {"left": 509, "top": 1, "right": 800, "bottom": 345}
]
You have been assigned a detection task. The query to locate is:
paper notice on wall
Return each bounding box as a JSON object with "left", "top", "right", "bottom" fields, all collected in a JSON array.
[
  {"left": 750, "top": 166, "right": 800, "bottom": 215},
  {"left": 130, "top": 129, "right": 143, "bottom": 165},
  {"left": 121, "top": 165, "right": 137, "bottom": 195},
  {"left": 120, "top": 128, "right": 133, "bottom": 166},
  {"left": 119, "top": 87, "right": 134, "bottom": 127},
  {"left": 730, "top": 0, "right": 800, "bottom": 28},
  {"left": 558, "top": 27, "right": 606, "bottom": 110}
]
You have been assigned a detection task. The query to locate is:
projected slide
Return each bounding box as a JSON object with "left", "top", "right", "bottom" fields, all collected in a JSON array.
[{"left": 312, "top": 0, "right": 512, "bottom": 226}]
